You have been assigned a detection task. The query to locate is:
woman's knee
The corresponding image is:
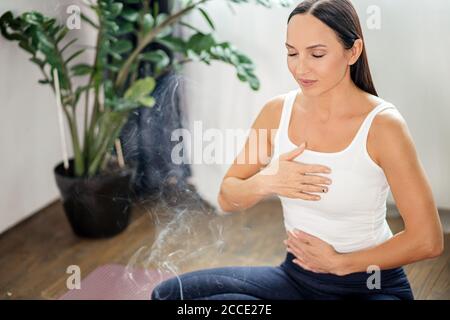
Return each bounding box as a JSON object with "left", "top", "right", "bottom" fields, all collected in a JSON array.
[{"left": 151, "top": 277, "right": 182, "bottom": 300}]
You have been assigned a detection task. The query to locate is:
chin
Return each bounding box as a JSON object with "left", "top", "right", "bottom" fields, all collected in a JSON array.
[{"left": 298, "top": 85, "right": 321, "bottom": 96}]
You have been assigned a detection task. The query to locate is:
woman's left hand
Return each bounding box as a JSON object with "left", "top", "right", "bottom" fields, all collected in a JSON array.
[{"left": 284, "top": 229, "right": 344, "bottom": 275}]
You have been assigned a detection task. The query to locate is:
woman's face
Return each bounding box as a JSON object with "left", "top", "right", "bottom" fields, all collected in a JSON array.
[{"left": 286, "top": 14, "right": 357, "bottom": 96}]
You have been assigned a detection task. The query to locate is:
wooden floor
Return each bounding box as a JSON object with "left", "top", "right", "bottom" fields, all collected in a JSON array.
[{"left": 0, "top": 187, "right": 448, "bottom": 300}]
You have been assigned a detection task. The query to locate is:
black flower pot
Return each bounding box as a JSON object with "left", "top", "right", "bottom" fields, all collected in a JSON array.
[{"left": 53, "top": 159, "right": 135, "bottom": 238}]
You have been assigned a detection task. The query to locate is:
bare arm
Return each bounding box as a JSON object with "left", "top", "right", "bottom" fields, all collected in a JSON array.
[
  {"left": 218, "top": 95, "right": 332, "bottom": 213},
  {"left": 336, "top": 109, "right": 444, "bottom": 274},
  {"left": 217, "top": 95, "right": 283, "bottom": 213}
]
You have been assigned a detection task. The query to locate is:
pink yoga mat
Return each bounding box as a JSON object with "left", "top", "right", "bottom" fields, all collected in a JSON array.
[{"left": 59, "top": 264, "right": 172, "bottom": 300}]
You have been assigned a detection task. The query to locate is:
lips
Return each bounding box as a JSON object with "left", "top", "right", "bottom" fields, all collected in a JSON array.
[
  {"left": 299, "top": 78, "right": 317, "bottom": 84},
  {"left": 299, "top": 78, "right": 318, "bottom": 87}
]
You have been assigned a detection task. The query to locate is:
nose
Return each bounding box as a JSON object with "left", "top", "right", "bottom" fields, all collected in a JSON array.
[{"left": 294, "top": 54, "right": 310, "bottom": 76}]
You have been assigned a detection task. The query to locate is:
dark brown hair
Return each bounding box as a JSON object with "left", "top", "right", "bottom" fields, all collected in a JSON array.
[{"left": 288, "top": 0, "right": 378, "bottom": 96}]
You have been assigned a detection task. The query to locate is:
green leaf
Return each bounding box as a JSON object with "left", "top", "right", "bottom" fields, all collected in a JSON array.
[
  {"left": 140, "top": 49, "right": 170, "bottom": 71},
  {"left": 22, "top": 12, "right": 44, "bottom": 26},
  {"left": 105, "top": 21, "right": 119, "bottom": 33},
  {"left": 186, "top": 33, "right": 215, "bottom": 54},
  {"left": 74, "top": 84, "right": 93, "bottom": 104},
  {"left": 155, "top": 13, "right": 168, "bottom": 26},
  {"left": 138, "top": 96, "right": 155, "bottom": 108},
  {"left": 121, "top": 8, "right": 139, "bottom": 22},
  {"left": 154, "top": 13, "right": 171, "bottom": 38},
  {"left": 124, "top": 77, "right": 156, "bottom": 103},
  {"left": 248, "top": 75, "right": 260, "bottom": 90},
  {"left": 71, "top": 63, "right": 92, "bottom": 76},
  {"left": 81, "top": 13, "right": 99, "bottom": 29},
  {"left": 65, "top": 48, "right": 85, "bottom": 65},
  {"left": 30, "top": 56, "right": 45, "bottom": 67},
  {"left": 155, "top": 36, "right": 186, "bottom": 53},
  {"left": 60, "top": 38, "right": 77, "bottom": 53},
  {"left": 55, "top": 27, "right": 68, "bottom": 43},
  {"left": 110, "top": 2, "right": 124, "bottom": 18},
  {"left": 35, "top": 30, "right": 54, "bottom": 52},
  {"left": 110, "top": 39, "right": 132, "bottom": 54},
  {"left": 179, "top": 21, "right": 204, "bottom": 34},
  {"left": 19, "top": 41, "right": 35, "bottom": 54},
  {"left": 117, "top": 21, "right": 134, "bottom": 35},
  {"left": 198, "top": 7, "right": 215, "bottom": 30},
  {"left": 141, "top": 13, "right": 154, "bottom": 33}
]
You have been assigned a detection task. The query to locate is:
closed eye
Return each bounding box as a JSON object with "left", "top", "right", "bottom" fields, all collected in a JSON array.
[{"left": 287, "top": 53, "right": 325, "bottom": 58}]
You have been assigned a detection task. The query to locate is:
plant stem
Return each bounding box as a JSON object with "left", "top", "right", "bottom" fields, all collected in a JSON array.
[
  {"left": 40, "top": 63, "right": 83, "bottom": 176},
  {"left": 115, "top": 0, "right": 210, "bottom": 90},
  {"left": 88, "top": 117, "right": 126, "bottom": 176},
  {"left": 84, "top": 7, "right": 103, "bottom": 175}
]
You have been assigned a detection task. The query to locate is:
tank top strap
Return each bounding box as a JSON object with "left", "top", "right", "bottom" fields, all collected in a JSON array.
[
  {"left": 272, "top": 89, "right": 298, "bottom": 157},
  {"left": 280, "top": 89, "right": 298, "bottom": 130},
  {"left": 354, "top": 101, "right": 397, "bottom": 151}
]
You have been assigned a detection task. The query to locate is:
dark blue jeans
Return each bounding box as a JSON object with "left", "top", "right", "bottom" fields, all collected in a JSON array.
[{"left": 151, "top": 252, "right": 414, "bottom": 300}]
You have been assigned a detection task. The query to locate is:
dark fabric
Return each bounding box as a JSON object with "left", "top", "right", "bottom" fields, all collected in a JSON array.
[
  {"left": 120, "top": 70, "right": 191, "bottom": 198},
  {"left": 151, "top": 252, "right": 414, "bottom": 300},
  {"left": 118, "top": 0, "right": 191, "bottom": 198}
]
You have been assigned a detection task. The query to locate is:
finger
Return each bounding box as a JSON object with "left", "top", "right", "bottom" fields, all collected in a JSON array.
[
  {"left": 279, "top": 143, "right": 306, "bottom": 161},
  {"left": 286, "top": 237, "right": 311, "bottom": 259},
  {"left": 299, "top": 184, "right": 328, "bottom": 194},
  {"left": 287, "top": 242, "right": 308, "bottom": 259},
  {"left": 286, "top": 232, "right": 297, "bottom": 243},
  {"left": 293, "top": 258, "right": 315, "bottom": 272},
  {"left": 287, "top": 244, "right": 304, "bottom": 260},
  {"left": 294, "top": 229, "right": 320, "bottom": 243},
  {"left": 299, "top": 163, "right": 332, "bottom": 175},
  {"left": 301, "top": 175, "right": 332, "bottom": 186},
  {"left": 281, "top": 189, "right": 319, "bottom": 200},
  {"left": 296, "top": 256, "right": 326, "bottom": 273},
  {"left": 287, "top": 230, "right": 297, "bottom": 239},
  {"left": 287, "top": 240, "right": 314, "bottom": 260},
  {"left": 288, "top": 232, "right": 312, "bottom": 246},
  {"left": 296, "top": 191, "right": 321, "bottom": 201}
]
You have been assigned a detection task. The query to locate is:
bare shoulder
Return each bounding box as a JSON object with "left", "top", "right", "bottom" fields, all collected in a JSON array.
[
  {"left": 369, "top": 106, "right": 417, "bottom": 168},
  {"left": 372, "top": 106, "right": 409, "bottom": 140},
  {"left": 250, "top": 93, "right": 286, "bottom": 146},
  {"left": 252, "top": 93, "right": 285, "bottom": 130}
]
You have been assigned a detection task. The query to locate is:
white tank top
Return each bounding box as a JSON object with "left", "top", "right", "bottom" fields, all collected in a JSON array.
[{"left": 272, "top": 89, "right": 396, "bottom": 253}]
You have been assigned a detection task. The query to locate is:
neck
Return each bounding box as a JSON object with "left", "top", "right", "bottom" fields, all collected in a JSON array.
[{"left": 301, "top": 68, "right": 362, "bottom": 119}]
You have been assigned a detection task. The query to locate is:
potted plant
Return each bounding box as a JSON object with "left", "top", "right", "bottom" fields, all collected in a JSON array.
[{"left": 0, "top": 0, "right": 291, "bottom": 238}]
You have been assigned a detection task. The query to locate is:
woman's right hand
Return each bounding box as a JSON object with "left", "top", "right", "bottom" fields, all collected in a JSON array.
[{"left": 258, "top": 142, "right": 333, "bottom": 200}]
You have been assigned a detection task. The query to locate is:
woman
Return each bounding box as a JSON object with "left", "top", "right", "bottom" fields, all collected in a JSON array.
[{"left": 151, "top": 0, "right": 443, "bottom": 300}]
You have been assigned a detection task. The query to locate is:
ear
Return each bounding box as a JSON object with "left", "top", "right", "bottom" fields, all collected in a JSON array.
[{"left": 348, "top": 38, "right": 363, "bottom": 66}]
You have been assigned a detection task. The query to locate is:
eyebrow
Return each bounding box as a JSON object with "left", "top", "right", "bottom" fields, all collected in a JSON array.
[{"left": 285, "top": 43, "right": 327, "bottom": 49}]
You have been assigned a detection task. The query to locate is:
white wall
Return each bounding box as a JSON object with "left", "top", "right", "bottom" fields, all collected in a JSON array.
[
  {"left": 183, "top": 0, "right": 450, "bottom": 210},
  {"left": 0, "top": 0, "right": 95, "bottom": 234},
  {"left": 1, "top": 0, "right": 449, "bottom": 234}
]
